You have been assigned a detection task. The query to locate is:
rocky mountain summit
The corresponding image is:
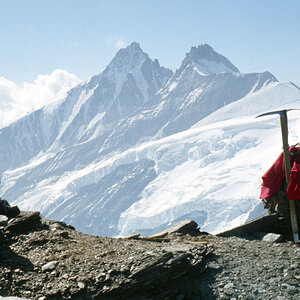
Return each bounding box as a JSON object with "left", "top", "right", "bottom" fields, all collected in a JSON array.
[
  {"left": 175, "top": 44, "right": 240, "bottom": 77},
  {"left": 0, "top": 200, "right": 299, "bottom": 300}
]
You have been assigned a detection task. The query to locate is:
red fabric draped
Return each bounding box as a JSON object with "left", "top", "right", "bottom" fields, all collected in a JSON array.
[{"left": 260, "top": 147, "right": 300, "bottom": 200}]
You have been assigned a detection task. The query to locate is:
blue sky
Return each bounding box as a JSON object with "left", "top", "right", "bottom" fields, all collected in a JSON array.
[{"left": 0, "top": 0, "right": 299, "bottom": 85}]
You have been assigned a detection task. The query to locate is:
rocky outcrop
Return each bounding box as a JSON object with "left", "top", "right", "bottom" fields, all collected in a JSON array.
[
  {"left": 216, "top": 214, "right": 289, "bottom": 239},
  {"left": 5, "top": 212, "right": 42, "bottom": 235},
  {"left": 0, "top": 199, "right": 20, "bottom": 220},
  {"left": 0, "top": 204, "right": 299, "bottom": 300},
  {"left": 0, "top": 210, "right": 212, "bottom": 299}
]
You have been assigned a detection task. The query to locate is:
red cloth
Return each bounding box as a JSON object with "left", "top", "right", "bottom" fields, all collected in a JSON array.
[
  {"left": 260, "top": 147, "right": 300, "bottom": 200},
  {"left": 287, "top": 153, "right": 300, "bottom": 200}
]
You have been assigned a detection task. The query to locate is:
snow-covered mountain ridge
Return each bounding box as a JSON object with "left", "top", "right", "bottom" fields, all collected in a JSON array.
[
  {"left": 176, "top": 44, "right": 240, "bottom": 77},
  {"left": 1, "top": 42, "right": 300, "bottom": 236}
]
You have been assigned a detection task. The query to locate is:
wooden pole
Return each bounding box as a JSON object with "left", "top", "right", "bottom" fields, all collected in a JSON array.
[{"left": 280, "top": 110, "right": 299, "bottom": 243}]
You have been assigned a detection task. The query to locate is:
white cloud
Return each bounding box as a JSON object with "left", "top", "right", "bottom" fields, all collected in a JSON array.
[
  {"left": 114, "top": 40, "right": 128, "bottom": 49},
  {"left": 106, "top": 37, "right": 128, "bottom": 49},
  {"left": 0, "top": 69, "right": 81, "bottom": 129}
]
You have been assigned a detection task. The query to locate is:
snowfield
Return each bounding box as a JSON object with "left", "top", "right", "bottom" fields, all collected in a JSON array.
[
  {"left": 0, "top": 43, "right": 300, "bottom": 237},
  {"left": 118, "top": 89, "right": 300, "bottom": 235}
]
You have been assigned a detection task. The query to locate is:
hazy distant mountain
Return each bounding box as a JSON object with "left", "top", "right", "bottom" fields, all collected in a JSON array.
[
  {"left": 1, "top": 42, "right": 300, "bottom": 237},
  {"left": 175, "top": 44, "right": 239, "bottom": 77}
]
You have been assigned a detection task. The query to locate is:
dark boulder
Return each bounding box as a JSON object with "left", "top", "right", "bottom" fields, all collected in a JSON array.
[
  {"left": 0, "top": 198, "right": 20, "bottom": 218},
  {"left": 5, "top": 211, "right": 42, "bottom": 235}
]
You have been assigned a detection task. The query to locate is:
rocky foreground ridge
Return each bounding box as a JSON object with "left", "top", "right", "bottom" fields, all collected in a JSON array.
[{"left": 0, "top": 204, "right": 299, "bottom": 299}]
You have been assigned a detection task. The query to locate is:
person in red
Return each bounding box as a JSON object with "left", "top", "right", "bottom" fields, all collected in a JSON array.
[{"left": 260, "top": 145, "right": 300, "bottom": 228}]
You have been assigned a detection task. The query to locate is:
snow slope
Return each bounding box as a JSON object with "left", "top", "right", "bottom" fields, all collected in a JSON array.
[
  {"left": 118, "top": 85, "right": 300, "bottom": 235},
  {"left": 1, "top": 43, "right": 300, "bottom": 237}
]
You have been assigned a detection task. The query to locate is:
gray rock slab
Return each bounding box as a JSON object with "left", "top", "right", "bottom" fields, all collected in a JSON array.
[
  {"left": 149, "top": 220, "right": 199, "bottom": 237},
  {"left": 262, "top": 233, "right": 283, "bottom": 243}
]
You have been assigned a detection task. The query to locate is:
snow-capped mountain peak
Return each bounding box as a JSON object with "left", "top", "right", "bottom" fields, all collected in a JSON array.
[
  {"left": 105, "top": 42, "right": 149, "bottom": 74},
  {"left": 176, "top": 44, "right": 240, "bottom": 77},
  {"left": 1, "top": 42, "right": 300, "bottom": 238}
]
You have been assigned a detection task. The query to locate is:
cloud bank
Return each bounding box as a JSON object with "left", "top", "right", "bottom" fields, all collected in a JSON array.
[{"left": 0, "top": 69, "right": 81, "bottom": 129}]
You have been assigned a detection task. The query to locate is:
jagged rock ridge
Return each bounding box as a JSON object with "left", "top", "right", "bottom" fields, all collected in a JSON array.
[{"left": 175, "top": 43, "right": 240, "bottom": 77}]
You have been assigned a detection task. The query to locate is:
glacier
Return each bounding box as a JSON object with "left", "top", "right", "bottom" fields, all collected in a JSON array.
[{"left": 1, "top": 42, "right": 300, "bottom": 237}]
